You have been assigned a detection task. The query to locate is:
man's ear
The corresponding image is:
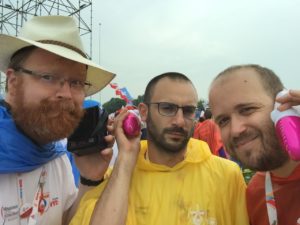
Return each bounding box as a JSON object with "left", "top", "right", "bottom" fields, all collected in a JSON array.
[
  {"left": 138, "top": 103, "right": 148, "bottom": 122},
  {"left": 6, "top": 69, "right": 18, "bottom": 88},
  {"left": 5, "top": 68, "right": 18, "bottom": 96}
]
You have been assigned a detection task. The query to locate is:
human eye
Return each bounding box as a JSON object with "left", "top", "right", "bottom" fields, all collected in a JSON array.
[
  {"left": 70, "top": 80, "right": 85, "bottom": 88},
  {"left": 40, "top": 74, "right": 56, "bottom": 82},
  {"left": 240, "top": 106, "right": 256, "bottom": 115},
  {"left": 216, "top": 117, "right": 229, "bottom": 128},
  {"left": 183, "top": 106, "right": 196, "bottom": 115},
  {"left": 159, "top": 102, "right": 177, "bottom": 115}
]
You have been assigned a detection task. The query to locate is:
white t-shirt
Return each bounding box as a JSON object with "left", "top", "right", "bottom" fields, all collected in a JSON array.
[{"left": 0, "top": 154, "right": 77, "bottom": 225}]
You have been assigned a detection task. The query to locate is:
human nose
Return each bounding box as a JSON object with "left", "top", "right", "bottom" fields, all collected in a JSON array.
[
  {"left": 229, "top": 116, "right": 247, "bottom": 137},
  {"left": 56, "top": 79, "right": 72, "bottom": 99},
  {"left": 172, "top": 108, "right": 186, "bottom": 127}
]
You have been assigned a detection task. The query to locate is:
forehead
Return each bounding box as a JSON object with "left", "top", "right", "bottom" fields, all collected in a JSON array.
[
  {"left": 209, "top": 68, "right": 273, "bottom": 115},
  {"left": 151, "top": 77, "right": 198, "bottom": 105},
  {"left": 24, "top": 48, "right": 86, "bottom": 70}
]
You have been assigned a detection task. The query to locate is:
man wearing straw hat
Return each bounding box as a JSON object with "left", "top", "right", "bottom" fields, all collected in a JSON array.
[{"left": 0, "top": 16, "right": 115, "bottom": 225}]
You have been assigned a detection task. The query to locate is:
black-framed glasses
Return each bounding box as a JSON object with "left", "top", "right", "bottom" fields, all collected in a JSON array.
[
  {"left": 14, "top": 67, "right": 92, "bottom": 94},
  {"left": 146, "top": 102, "right": 197, "bottom": 119}
]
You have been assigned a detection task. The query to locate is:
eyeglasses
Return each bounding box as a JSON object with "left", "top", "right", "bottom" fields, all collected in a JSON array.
[
  {"left": 146, "top": 102, "right": 197, "bottom": 119},
  {"left": 14, "top": 67, "right": 92, "bottom": 94}
]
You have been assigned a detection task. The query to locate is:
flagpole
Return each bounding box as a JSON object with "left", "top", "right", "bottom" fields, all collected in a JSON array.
[{"left": 98, "top": 22, "right": 102, "bottom": 103}]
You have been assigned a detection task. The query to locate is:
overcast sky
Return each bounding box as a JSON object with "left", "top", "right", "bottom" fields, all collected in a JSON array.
[
  {"left": 86, "top": 0, "right": 300, "bottom": 104},
  {"left": 2, "top": 1, "right": 298, "bottom": 103}
]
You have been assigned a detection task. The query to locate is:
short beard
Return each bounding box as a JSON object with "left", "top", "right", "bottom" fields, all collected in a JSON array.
[
  {"left": 11, "top": 79, "right": 84, "bottom": 145},
  {"left": 146, "top": 111, "right": 192, "bottom": 154},
  {"left": 226, "top": 120, "right": 289, "bottom": 171}
]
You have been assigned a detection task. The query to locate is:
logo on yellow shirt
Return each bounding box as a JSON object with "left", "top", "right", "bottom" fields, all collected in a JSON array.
[{"left": 188, "top": 207, "right": 217, "bottom": 225}]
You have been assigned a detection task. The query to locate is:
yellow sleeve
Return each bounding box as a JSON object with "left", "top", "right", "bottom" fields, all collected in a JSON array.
[
  {"left": 69, "top": 198, "right": 98, "bottom": 225},
  {"left": 69, "top": 179, "right": 108, "bottom": 225}
]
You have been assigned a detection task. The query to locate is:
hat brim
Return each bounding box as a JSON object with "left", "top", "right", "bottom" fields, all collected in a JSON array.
[{"left": 0, "top": 34, "right": 116, "bottom": 96}]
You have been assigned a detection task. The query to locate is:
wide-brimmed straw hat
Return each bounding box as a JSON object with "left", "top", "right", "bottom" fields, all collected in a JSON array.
[{"left": 0, "top": 15, "right": 115, "bottom": 96}]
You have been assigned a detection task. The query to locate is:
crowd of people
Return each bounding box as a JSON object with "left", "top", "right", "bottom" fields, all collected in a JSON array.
[
  {"left": 193, "top": 108, "right": 228, "bottom": 158},
  {"left": 0, "top": 15, "right": 299, "bottom": 225}
]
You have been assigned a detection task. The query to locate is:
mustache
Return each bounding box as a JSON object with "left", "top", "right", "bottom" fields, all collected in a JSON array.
[
  {"left": 164, "top": 126, "right": 187, "bottom": 135},
  {"left": 40, "top": 99, "right": 76, "bottom": 113}
]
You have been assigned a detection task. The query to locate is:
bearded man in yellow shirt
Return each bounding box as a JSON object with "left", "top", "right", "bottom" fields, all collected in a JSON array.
[{"left": 70, "top": 72, "right": 249, "bottom": 225}]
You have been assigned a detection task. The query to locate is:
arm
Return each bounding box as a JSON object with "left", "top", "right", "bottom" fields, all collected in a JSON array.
[
  {"left": 63, "top": 129, "right": 114, "bottom": 224},
  {"left": 89, "top": 109, "right": 141, "bottom": 225}
]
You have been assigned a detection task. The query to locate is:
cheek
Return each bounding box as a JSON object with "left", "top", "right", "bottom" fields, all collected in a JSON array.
[
  {"left": 22, "top": 88, "right": 49, "bottom": 106},
  {"left": 20, "top": 79, "right": 52, "bottom": 103},
  {"left": 73, "top": 93, "right": 85, "bottom": 105},
  {"left": 220, "top": 127, "right": 230, "bottom": 144}
]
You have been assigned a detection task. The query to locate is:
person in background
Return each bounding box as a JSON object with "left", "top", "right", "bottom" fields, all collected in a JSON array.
[
  {"left": 209, "top": 64, "right": 300, "bottom": 225},
  {"left": 0, "top": 15, "right": 115, "bottom": 225},
  {"left": 193, "top": 108, "right": 227, "bottom": 158},
  {"left": 70, "top": 72, "right": 249, "bottom": 225}
]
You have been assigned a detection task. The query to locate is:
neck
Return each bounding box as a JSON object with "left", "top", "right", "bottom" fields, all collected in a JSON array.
[
  {"left": 147, "top": 141, "right": 186, "bottom": 167},
  {"left": 271, "top": 159, "right": 300, "bottom": 177}
]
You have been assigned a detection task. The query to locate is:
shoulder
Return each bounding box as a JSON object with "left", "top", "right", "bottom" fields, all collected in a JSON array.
[
  {"left": 188, "top": 139, "right": 241, "bottom": 171},
  {"left": 205, "top": 156, "right": 246, "bottom": 188},
  {"left": 47, "top": 153, "right": 71, "bottom": 168},
  {"left": 188, "top": 140, "right": 244, "bottom": 181},
  {"left": 247, "top": 172, "right": 265, "bottom": 192},
  {"left": 45, "top": 154, "right": 75, "bottom": 184},
  {"left": 210, "top": 155, "right": 242, "bottom": 174}
]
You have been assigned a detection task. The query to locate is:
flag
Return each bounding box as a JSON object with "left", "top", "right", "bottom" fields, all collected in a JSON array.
[
  {"left": 109, "top": 83, "right": 118, "bottom": 89},
  {"left": 115, "top": 89, "right": 121, "bottom": 96},
  {"left": 115, "top": 87, "right": 133, "bottom": 104},
  {"left": 119, "top": 87, "right": 133, "bottom": 101}
]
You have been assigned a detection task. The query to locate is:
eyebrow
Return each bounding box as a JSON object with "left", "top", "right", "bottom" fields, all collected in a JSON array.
[
  {"left": 235, "top": 103, "right": 255, "bottom": 109},
  {"left": 235, "top": 102, "right": 265, "bottom": 109}
]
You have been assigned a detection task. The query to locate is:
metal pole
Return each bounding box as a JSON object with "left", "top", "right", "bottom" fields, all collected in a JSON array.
[
  {"left": 99, "top": 22, "right": 101, "bottom": 103},
  {"left": 99, "top": 22, "right": 101, "bottom": 65}
]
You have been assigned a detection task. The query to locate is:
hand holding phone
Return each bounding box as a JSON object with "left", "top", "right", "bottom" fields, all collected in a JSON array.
[
  {"left": 271, "top": 90, "right": 300, "bottom": 160},
  {"left": 67, "top": 105, "right": 108, "bottom": 156}
]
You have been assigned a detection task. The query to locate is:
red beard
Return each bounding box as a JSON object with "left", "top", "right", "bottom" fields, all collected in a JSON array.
[{"left": 10, "top": 80, "right": 84, "bottom": 144}]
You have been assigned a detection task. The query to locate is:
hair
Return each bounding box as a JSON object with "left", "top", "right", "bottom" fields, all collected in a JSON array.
[
  {"left": 198, "top": 117, "right": 205, "bottom": 122},
  {"left": 212, "top": 64, "right": 284, "bottom": 98},
  {"left": 143, "top": 72, "right": 194, "bottom": 103},
  {"left": 8, "top": 46, "right": 37, "bottom": 69},
  {"left": 204, "top": 108, "right": 212, "bottom": 119},
  {"left": 5, "top": 46, "right": 37, "bottom": 92}
]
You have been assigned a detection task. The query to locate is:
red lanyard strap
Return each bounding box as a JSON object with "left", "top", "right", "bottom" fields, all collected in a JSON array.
[{"left": 17, "top": 167, "right": 47, "bottom": 225}]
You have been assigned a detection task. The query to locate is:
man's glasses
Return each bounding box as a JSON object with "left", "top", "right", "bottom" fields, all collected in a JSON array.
[
  {"left": 14, "top": 67, "right": 92, "bottom": 94},
  {"left": 147, "top": 102, "right": 197, "bottom": 119}
]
